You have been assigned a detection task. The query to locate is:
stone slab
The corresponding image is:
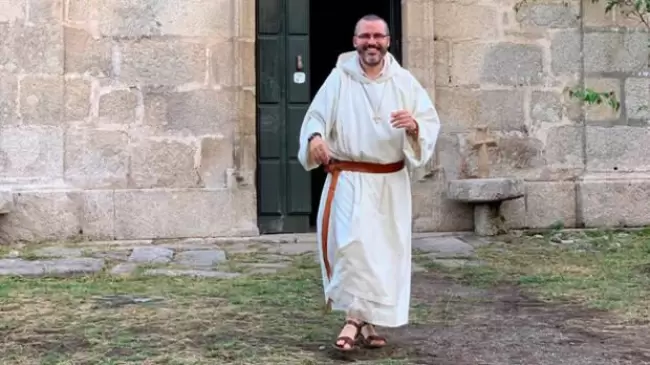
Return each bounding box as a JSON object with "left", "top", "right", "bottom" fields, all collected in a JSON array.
[
  {"left": 110, "top": 263, "right": 139, "bottom": 276},
  {"left": 267, "top": 243, "right": 317, "bottom": 255},
  {"left": 118, "top": 39, "right": 206, "bottom": 85},
  {"left": 173, "top": 250, "right": 226, "bottom": 268},
  {"left": 481, "top": 43, "right": 544, "bottom": 86},
  {"left": 447, "top": 178, "right": 525, "bottom": 203},
  {"left": 70, "top": 0, "right": 232, "bottom": 38},
  {"left": 94, "top": 295, "right": 165, "bottom": 307},
  {"left": 412, "top": 180, "right": 475, "bottom": 232},
  {"left": 412, "top": 237, "right": 475, "bottom": 258},
  {"left": 113, "top": 189, "right": 239, "bottom": 239},
  {"left": 128, "top": 247, "right": 174, "bottom": 264},
  {"left": 579, "top": 179, "right": 650, "bottom": 227},
  {"left": 501, "top": 181, "right": 577, "bottom": 229},
  {"left": 143, "top": 269, "right": 241, "bottom": 279},
  {"left": 625, "top": 77, "right": 650, "bottom": 120},
  {"left": 0, "top": 190, "right": 83, "bottom": 242},
  {"left": 143, "top": 89, "right": 238, "bottom": 135},
  {"left": 434, "top": 88, "right": 526, "bottom": 132},
  {"left": 586, "top": 126, "right": 650, "bottom": 172},
  {"left": 514, "top": 3, "right": 579, "bottom": 28},
  {"left": 32, "top": 247, "right": 84, "bottom": 258},
  {"left": 583, "top": 31, "right": 649, "bottom": 73},
  {"left": 434, "top": 2, "right": 497, "bottom": 40},
  {"left": 0, "top": 258, "right": 104, "bottom": 276},
  {"left": 0, "top": 126, "right": 64, "bottom": 179},
  {"left": 244, "top": 263, "right": 291, "bottom": 275},
  {"left": 128, "top": 139, "right": 201, "bottom": 189},
  {"left": 550, "top": 30, "right": 581, "bottom": 75},
  {"left": 91, "top": 250, "right": 131, "bottom": 261},
  {"left": 64, "top": 128, "right": 129, "bottom": 188}
]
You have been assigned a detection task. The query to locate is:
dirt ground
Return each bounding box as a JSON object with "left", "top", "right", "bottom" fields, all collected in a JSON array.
[
  {"left": 2, "top": 230, "right": 650, "bottom": 364},
  {"left": 358, "top": 273, "right": 650, "bottom": 365}
]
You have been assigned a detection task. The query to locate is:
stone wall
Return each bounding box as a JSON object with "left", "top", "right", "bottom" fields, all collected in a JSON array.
[
  {"left": 0, "top": 0, "right": 648, "bottom": 242},
  {"left": 413, "top": 0, "right": 650, "bottom": 231},
  {"left": 0, "top": 0, "right": 257, "bottom": 242}
]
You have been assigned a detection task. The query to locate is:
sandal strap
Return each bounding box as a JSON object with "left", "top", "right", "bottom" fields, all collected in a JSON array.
[
  {"left": 360, "top": 323, "right": 388, "bottom": 343},
  {"left": 335, "top": 336, "right": 355, "bottom": 345},
  {"left": 344, "top": 319, "right": 365, "bottom": 332},
  {"left": 365, "top": 335, "right": 387, "bottom": 342}
]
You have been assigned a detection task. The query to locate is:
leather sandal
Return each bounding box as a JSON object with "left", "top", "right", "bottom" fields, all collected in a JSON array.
[
  {"left": 359, "top": 323, "right": 388, "bottom": 349},
  {"left": 332, "top": 319, "right": 364, "bottom": 352}
]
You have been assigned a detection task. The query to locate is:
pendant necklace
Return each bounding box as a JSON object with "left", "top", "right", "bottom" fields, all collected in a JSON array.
[{"left": 361, "top": 82, "right": 388, "bottom": 123}]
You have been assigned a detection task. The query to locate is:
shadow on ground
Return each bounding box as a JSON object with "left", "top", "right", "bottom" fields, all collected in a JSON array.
[{"left": 308, "top": 272, "right": 650, "bottom": 365}]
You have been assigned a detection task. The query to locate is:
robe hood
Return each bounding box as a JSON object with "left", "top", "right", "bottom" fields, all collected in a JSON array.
[{"left": 336, "top": 50, "right": 402, "bottom": 84}]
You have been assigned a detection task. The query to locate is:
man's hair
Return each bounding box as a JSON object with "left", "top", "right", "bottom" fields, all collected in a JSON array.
[{"left": 354, "top": 14, "right": 390, "bottom": 36}]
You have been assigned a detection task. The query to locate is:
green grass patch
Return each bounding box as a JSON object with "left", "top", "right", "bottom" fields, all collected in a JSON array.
[
  {"left": 424, "top": 230, "right": 650, "bottom": 320},
  {"left": 0, "top": 254, "right": 432, "bottom": 364}
]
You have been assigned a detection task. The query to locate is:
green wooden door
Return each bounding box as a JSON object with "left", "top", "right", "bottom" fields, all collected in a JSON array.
[{"left": 256, "top": 0, "right": 312, "bottom": 234}]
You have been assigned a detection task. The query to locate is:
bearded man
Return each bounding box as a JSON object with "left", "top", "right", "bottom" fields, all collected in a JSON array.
[{"left": 297, "top": 14, "right": 441, "bottom": 351}]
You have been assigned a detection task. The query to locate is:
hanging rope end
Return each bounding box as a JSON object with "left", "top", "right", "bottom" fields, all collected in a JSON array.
[{"left": 323, "top": 298, "right": 333, "bottom": 314}]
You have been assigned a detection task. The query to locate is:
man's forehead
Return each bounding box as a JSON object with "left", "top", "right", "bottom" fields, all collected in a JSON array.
[{"left": 357, "top": 20, "right": 387, "bottom": 33}]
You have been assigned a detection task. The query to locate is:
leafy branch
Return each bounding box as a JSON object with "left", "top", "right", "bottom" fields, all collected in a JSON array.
[{"left": 595, "top": 0, "right": 650, "bottom": 29}]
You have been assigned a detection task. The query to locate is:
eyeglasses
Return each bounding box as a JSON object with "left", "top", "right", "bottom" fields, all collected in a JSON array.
[{"left": 355, "top": 33, "right": 389, "bottom": 40}]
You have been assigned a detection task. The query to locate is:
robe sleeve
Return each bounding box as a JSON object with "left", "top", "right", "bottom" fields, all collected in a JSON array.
[
  {"left": 402, "top": 74, "right": 441, "bottom": 170},
  {"left": 297, "top": 69, "right": 341, "bottom": 171}
]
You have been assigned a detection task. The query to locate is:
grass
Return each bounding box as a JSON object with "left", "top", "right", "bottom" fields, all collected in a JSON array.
[
  {"left": 0, "top": 254, "right": 433, "bottom": 365},
  {"left": 424, "top": 229, "right": 650, "bottom": 320},
  {"left": 4, "top": 228, "right": 650, "bottom": 363}
]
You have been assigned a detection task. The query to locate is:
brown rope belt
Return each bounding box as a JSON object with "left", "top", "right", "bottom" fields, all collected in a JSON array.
[{"left": 320, "top": 159, "right": 406, "bottom": 313}]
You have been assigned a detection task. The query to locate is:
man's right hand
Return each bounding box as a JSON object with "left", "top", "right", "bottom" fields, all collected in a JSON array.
[{"left": 308, "top": 135, "right": 331, "bottom": 165}]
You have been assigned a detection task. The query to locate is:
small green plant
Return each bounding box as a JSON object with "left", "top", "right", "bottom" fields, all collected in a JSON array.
[{"left": 568, "top": 88, "right": 621, "bottom": 111}]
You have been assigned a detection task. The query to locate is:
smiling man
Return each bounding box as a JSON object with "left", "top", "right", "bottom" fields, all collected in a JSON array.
[{"left": 297, "top": 14, "right": 441, "bottom": 351}]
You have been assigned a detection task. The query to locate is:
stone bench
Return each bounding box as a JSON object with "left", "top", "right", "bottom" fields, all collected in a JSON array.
[{"left": 446, "top": 178, "right": 524, "bottom": 236}]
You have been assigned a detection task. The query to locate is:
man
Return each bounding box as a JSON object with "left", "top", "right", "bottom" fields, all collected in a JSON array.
[{"left": 297, "top": 14, "right": 441, "bottom": 351}]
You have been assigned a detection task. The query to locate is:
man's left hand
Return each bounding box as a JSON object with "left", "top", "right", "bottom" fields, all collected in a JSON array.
[{"left": 390, "top": 110, "right": 417, "bottom": 133}]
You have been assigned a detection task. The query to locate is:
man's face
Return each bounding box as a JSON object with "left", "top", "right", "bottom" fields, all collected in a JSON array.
[{"left": 353, "top": 20, "right": 390, "bottom": 67}]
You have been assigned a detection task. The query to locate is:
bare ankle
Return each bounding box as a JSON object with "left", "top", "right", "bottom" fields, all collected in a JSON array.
[{"left": 346, "top": 315, "right": 359, "bottom": 321}]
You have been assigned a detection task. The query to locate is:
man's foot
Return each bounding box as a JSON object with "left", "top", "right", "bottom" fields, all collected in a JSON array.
[
  {"left": 333, "top": 318, "right": 364, "bottom": 351},
  {"left": 360, "top": 323, "right": 388, "bottom": 348}
]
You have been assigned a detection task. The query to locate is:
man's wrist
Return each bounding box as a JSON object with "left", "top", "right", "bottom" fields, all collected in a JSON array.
[
  {"left": 308, "top": 132, "right": 322, "bottom": 143},
  {"left": 407, "top": 120, "right": 419, "bottom": 136}
]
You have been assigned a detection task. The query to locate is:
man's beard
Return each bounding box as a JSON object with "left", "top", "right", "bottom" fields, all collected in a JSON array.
[{"left": 357, "top": 45, "right": 387, "bottom": 67}]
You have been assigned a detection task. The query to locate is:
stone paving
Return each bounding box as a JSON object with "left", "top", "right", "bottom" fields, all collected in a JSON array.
[{"left": 0, "top": 233, "right": 488, "bottom": 278}]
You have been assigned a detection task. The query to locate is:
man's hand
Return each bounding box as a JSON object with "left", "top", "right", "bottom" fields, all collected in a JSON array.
[
  {"left": 308, "top": 135, "right": 331, "bottom": 165},
  {"left": 390, "top": 110, "right": 418, "bottom": 134}
]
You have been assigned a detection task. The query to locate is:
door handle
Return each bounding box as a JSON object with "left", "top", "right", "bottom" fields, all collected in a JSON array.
[{"left": 296, "top": 55, "right": 303, "bottom": 71}]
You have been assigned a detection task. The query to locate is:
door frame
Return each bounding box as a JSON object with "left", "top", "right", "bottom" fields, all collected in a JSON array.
[{"left": 253, "top": 0, "right": 436, "bottom": 234}]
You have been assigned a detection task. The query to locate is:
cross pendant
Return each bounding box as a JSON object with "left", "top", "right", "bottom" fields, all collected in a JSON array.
[{"left": 373, "top": 115, "right": 381, "bottom": 122}]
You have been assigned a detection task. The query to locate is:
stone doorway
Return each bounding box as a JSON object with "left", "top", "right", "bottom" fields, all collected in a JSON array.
[
  {"left": 255, "top": 0, "right": 431, "bottom": 234},
  {"left": 308, "top": 0, "right": 403, "bottom": 228}
]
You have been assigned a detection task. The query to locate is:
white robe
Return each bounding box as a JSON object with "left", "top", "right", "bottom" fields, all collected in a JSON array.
[{"left": 297, "top": 51, "right": 441, "bottom": 327}]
